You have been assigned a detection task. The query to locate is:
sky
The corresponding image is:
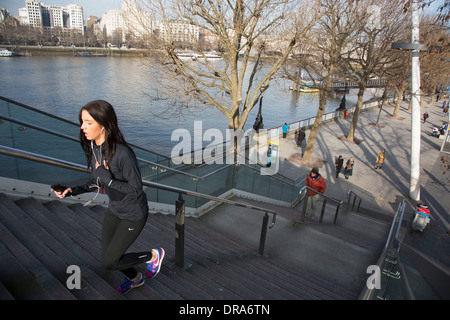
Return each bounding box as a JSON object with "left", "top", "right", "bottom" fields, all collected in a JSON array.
[{"left": 0, "top": 0, "right": 447, "bottom": 20}]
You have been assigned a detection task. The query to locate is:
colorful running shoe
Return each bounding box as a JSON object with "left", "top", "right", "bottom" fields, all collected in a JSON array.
[
  {"left": 116, "top": 272, "right": 144, "bottom": 295},
  {"left": 146, "top": 247, "right": 165, "bottom": 278}
]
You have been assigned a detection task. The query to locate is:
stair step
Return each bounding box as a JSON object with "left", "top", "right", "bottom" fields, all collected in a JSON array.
[
  {"left": 15, "top": 197, "right": 127, "bottom": 300},
  {"left": 0, "top": 194, "right": 77, "bottom": 299},
  {"left": 0, "top": 222, "right": 69, "bottom": 300},
  {"left": 0, "top": 192, "right": 360, "bottom": 300}
]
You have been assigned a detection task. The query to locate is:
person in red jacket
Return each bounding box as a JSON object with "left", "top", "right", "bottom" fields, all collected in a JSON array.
[{"left": 305, "top": 167, "right": 327, "bottom": 219}]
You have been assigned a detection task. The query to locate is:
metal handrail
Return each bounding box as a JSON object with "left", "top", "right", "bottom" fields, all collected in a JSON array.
[
  {"left": 0, "top": 96, "right": 256, "bottom": 181},
  {"left": 358, "top": 199, "right": 410, "bottom": 300},
  {"left": 1, "top": 112, "right": 300, "bottom": 189},
  {"left": 0, "top": 95, "right": 171, "bottom": 160},
  {"left": 141, "top": 179, "right": 277, "bottom": 226},
  {"left": 299, "top": 186, "right": 342, "bottom": 205},
  {"left": 347, "top": 190, "right": 362, "bottom": 213},
  {"left": 0, "top": 144, "right": 276, "bottom": 220},
  {"left": 0, "top": 113, "right": 203, "bottom": 180},
  {"left": 0, "top": 144, "right": 277, "bottom": 261},
  {"left": 0, "top": 144, "right": 90, "bottom": 173},
  {"left": 0, "top": 114, "right": 79, "bottom": 143},
  {"left": 298, "top": 186, "right": 344, "bottom": 224}
]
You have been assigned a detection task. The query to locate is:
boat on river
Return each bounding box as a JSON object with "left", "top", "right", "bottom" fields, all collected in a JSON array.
[
  {"left": 289, "top": 81, "right": 320, "bottom": 93},
  {"left": 75, "top": 52, "right": 107, "bottom": 57},
  {"left": 0, "top": 48, "right": 16, "bottom": 57},
  {"left": 176, "top": 52, "right": 222, "bottom": 61}
]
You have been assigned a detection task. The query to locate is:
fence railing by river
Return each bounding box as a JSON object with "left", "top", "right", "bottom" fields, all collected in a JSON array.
[{"left": 266, "top": 97, "right": 394, "bottom": 139}]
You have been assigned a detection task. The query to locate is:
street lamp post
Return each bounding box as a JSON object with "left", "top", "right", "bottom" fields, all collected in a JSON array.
[
  {"left": 253, "top": 86, "right": 267, "bottom": 131},
  {"left": 253, "top": 96, "right": 264, "bottom": 131},
  {"left": 410, "top": 0, "right": 421, "bottom": 201},
  {"left": 392, "top": 0, "right": 424, "bottom": 201}
]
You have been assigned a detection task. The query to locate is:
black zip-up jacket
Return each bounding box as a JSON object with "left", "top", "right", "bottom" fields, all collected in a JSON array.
[{"left": 71, "top": 143, "right": 148, "bottom": 221}]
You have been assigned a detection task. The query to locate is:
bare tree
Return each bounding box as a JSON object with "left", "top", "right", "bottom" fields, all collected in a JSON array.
[
  {"left": 124, "top": 0, "right": 320, "bottom": 131},
  {"left": 384, "top": 10, "right": 449, "bottom": 119},
  {"left": 284, "top": 0, "right": 365, "bottom": 161},
  {"left": 388, "top": 51, "right": 411, "bottom": 119},
  {"left": 345, "top": 0, "right": 408, "bottom": 142},
  {"left": 408, "top": 0, "right": 450, "bottom": 26},
  {"left": 419, "top": 15, "right": 450, "bottom": 101},
  {"left": 0, "top": 17, "right": 20, "bottom": 44}
]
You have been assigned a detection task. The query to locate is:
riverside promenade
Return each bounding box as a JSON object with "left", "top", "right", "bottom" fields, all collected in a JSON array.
[{"left": 275, "top": 99, "right": 450, "bottom": 268}]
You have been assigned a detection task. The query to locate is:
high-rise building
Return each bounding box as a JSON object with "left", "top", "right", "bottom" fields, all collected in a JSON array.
[
  {"left": 96, "top": 0, "right": 156, "bottom": 43},
  {"left": 99, "top": 8, "right": 124, "bottom": 37},
  {"left": 25, "top": 0, "right": 42, "bottom": 28},
  {"left": 159, "top": 20, "right": 199, "bottom": 43},
  {"left": 21, "top": 0, "right": 84, "bottom": 34},
  {"left": 66, "top": 4, "right": 83, "bottom": 32},
  {"left": 0, "top": 8, "right": 10, "bottom": 22}
]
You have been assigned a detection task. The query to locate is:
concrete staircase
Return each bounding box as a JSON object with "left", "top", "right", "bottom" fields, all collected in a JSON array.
[
  {"left": 0, "top": 193, "right": 360, "bottom": 300},
  {"left": 199, "top": 196, "right": 393, "bottom": 293}
]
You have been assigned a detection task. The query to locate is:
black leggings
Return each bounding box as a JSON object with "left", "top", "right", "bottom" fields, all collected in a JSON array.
[{"left": 102, "top": 209, "right": 151, "bottom": 279}]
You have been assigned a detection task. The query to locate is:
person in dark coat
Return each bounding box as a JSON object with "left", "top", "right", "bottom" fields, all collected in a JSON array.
[
  {"left": 52, "top": 100, "right": 164, "bottom": 295},
  {"left": 297, "top": 127, "right": 306, "bottom": 156},
  {"left": 335, "top": 155, "right": 344, "bottom": 178},
  {"left": 344, "top": 157, "right": 354, "bottom": 180}
]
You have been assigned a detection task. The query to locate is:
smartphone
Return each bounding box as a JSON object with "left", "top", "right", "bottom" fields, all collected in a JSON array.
[{"left": 51, "top": 184, "right": 71, "bottom": 196}]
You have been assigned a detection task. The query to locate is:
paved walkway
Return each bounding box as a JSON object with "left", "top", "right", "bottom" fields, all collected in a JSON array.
[{"left": 275, "top": 99, "right": 450, "bottom": 267}]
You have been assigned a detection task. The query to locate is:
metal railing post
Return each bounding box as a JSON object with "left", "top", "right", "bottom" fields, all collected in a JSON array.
[
  {"left": 333, "top": 202, "right": 342, "bottom": 224},
  {"left": 259, "top": 212, "right": 269, "bottom": 255},
  {"left": 319, "top": 198, "right": 327, "bottom": 223},
  {"left": 175, "top": 193, "right": 185, "bottom": 267},
  {"left": 347, "top": 191, "right": 351, "bottom": 208},
  {"left": 300, "top": 191, "right": 309, "bottom": 222}
]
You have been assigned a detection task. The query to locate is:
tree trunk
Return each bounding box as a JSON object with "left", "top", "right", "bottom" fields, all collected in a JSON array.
[
  {"left": 302, "top": 88, "right": 329, "bottom": 161},
  {"left": 227, "top": 107, "right": 241, "bottom": 161},
  {"left": 392, "top": 82, "right": 406, "bottom": 118},
  {"left": 430, "top": 84, "right": 436, "bottom": 103},
  {"left": 375, "top": 87, "right": 388, "bottom": 125},
  {"left": 346, "top": 85, "right": 365, "bottom": 142}
]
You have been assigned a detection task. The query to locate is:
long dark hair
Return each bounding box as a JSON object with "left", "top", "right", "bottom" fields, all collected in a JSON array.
[{"left": 79, "top": 100, "right": 127, "bottom": 168}]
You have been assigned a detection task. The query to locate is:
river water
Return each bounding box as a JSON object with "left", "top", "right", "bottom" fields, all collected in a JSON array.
[{"left": 0, "top": 55, "right": 382, "bottom": 155}]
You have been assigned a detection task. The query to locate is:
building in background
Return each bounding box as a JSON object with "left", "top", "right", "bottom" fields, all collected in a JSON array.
[
  {"left": 0, "top": 8, "right": 10, "bottom": 22},
  {"left": 5, "top": 0, "right": 208, "bottom": 48},
  {"left": 19, "top": 0, "right": 84, "bottom": 35},
  {"left": 66, "top": 4, "right": 84, "bottom": 33},
  {"left": 159, "top": 19, "right": 199, "bottom": 44},
  {"left": 95, "top": 0, "right": 156, "bottom": 45}
]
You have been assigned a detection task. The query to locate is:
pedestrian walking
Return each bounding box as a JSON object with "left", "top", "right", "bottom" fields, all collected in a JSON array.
[
  {"left": 335, "top": 155, "right": 344, "bottom": 178},
  {"left": 375, "top": 150, "right": 385, "bottom": 169},
  {"left": 297, "top": 127, "right": 306, "bottom": 156},
  {"left": 305, "top": 167, "right": 327, "bottom": 219},
  {"left": 282, "top": 122, "right": 289, "bottom": 138},
  {"left": 343, "top": 157, "right": 354, "bottom": 179},
  {"left": 52, "top": 100, "right": 164, "bottom": 295},
  {"left": 423, "top": 112, "right": 429, "bottom": 123},
  {"left": 443, "top": 105, "right": 449, "bottom": 117},
  {"left": 266, "top": 142, "right": 272, "bottom": 167}
]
